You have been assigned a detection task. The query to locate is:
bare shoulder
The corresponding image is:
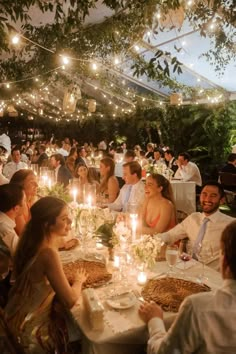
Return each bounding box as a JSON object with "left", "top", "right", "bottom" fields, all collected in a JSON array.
[
  {"left": 161, "top": 198, "right": 174, "bottom": 210},
  {"left": 38, "top": 247, "right": 60, "bottom": 266}
]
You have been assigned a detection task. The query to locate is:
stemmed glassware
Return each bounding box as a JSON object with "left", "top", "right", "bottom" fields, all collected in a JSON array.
[
  {"left": 197, "top": 242, "right": 213, "bottom": 283},
  {"left": 165, "top": 244, "right": 178, "bottom": 276},
  {"left": 178, "top": 239, "right": 193, "bottom": 278}
]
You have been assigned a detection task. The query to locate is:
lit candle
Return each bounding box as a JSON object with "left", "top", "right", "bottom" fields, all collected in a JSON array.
[
  {"left": 42, "top": 175, "right": 48, "bottom": 186},
  {"left": 87, "top": 194, "right": 92, "bottom": 208},
  {"left": 72, "top": 188, "right": 78, "bottom": 203},
  {"left": 114, "top": 255, "right": 120, "bottom": 268},
  {"left": 96, "top": 242, "right": 103, "bottom": 250},
  {"left": 137, "top": 271, "right": 147, "bottom": 285},
  {"left": 48, "top": 178, "right": 52, "bottom": 189},
  {"left": 130, "top": 213, "right": 138, "bottom": 242}
]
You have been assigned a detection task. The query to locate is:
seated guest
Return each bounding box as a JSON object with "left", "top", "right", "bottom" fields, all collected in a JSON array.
[
  {"left": 0, "top": 240, "right": 11, "bottom": 307},
  {"left": 76, "top": 146, "right": 88, "bottom": 166},
  {"left": 145, "top": 143, "right": 154, "bottom": 160},
  {"left": 3, "top": 147, "right": 28, "bottom": 180},
  {"left": 36, "top": 144, "right": 48, "bottom": 167},
  {"left": 139, "top": 220, "right": 236, "bottom": 354},
  {"left": 175, "top": 152, "right": 202, "bottom": 186},
  {"left": 142, "top": 174, "right": 176, "bottom": 235},
  {"left": 109, "top": 161, "right": 145, "bottom": 212},
  {"left": 164, "top": 149, "right": 178, "bottom": 175},
  {"left": 220, "top": 153, "right": 236, "bottom": 174},
  {"left": 66, "top": 147, "right": 78, "bottom": 175},
  {"left": 155, "top": 181, "right": 234, "bottom": 269},
  {"left": 74, "top": 163, "right": 99, "bottom": 187},
  {"left": 0, "top": 184, "right": 25, "bottom": 255},
  {"left": 153, "top": 148, "right": 165, "bottom": 166},
  {"left": 124, "top": 149, "right": 136, "bottom": 162},
  {"left": 98, "top": 157, "right": 119, "bottom": 203},
  {"left": 10, "top": 169, "right": 38, "bottom": 236},
  {"left": 0, "top": 158, "right": 9, "bottom": 185},
  {"left": 50, "top": 153, "right": 72, "bottom": 187},
  {"left": 5, "top": 197, "right": 87, "bottom": 352}
]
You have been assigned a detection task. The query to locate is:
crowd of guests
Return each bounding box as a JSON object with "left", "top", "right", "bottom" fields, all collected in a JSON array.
[{"left": 0, "top": 134, "right": 236, "bottom": 352}]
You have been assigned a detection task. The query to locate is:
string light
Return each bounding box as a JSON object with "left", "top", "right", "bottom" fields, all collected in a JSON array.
[
  {"left": 12, "top": 35, "right": 20, "bottom": 44},
  {"left": 61, "top": 56, "right": 69, "bottom": 65}
]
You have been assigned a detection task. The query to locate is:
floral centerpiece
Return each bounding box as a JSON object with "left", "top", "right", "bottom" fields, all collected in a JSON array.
[
  {"left": 132, "top": 235, "right": 163, "bottom": 268},
  {"left": 38, "top": 184, "right": 71, "bottom": 203},
  {"left": 143, "top": 163, "right": 174, "bottom": 180}
]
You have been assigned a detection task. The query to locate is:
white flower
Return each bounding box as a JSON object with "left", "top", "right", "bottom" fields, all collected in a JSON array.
[{"left": 132, "top": 235, "right": 163, "bottom": 267}]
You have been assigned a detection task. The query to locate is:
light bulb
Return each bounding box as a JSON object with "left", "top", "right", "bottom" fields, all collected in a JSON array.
[
  {"left": 62, "top": 56, "right": 69, "bottom": 65},
  {"left": 12, "top": 35, "right": 20, "bottom": 44},
  {"left": 92, "top": 63, "right": 97, "bottom": 70}
]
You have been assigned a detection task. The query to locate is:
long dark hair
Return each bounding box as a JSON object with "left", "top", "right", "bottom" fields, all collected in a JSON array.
[
  {"left": 13, "top": 196, "right": 66, "bottom": 277},
  {"left": 10, "top": 169, "right": 34, "bottom": 188},
  {"left": 149, "top": 173, "right": 175, "bottom": 205},
  {"left": 99, "top": 157, "right": 115, "bottom": 193}
]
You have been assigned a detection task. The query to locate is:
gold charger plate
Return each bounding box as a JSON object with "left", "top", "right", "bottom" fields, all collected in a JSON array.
[{"left": 141, "top": 277, "right": 211, "bottom": 312}]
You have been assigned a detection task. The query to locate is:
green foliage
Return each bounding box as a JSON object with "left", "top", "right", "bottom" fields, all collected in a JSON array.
[{"left": 95, "top": 222, "right": 117, "bottom": 248}]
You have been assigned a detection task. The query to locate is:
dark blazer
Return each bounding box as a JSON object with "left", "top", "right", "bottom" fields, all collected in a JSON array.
[
  {"left": 75, "top": 157, "right": 87, "bottom": 166},
  {"left": 57, "top": 165, "right": 72, "bottom": 187},
  {"left": 166, "top": 157, "right": 178, "bottom": 175}
]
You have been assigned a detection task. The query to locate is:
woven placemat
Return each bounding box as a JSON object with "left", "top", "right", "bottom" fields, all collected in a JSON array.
[
  {"left": 63, "top": 260, "right": 112, "bottom": 288},
  {"left": 141, "top": 277, "right": 211, "bottom": 312}
]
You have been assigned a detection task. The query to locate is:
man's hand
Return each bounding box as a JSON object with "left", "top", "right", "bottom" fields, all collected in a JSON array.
[{"left": 139, "top": 302, "right": 163, "bottom": 323}]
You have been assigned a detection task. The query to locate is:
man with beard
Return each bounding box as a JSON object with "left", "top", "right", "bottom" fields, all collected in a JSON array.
[{"left": 155, "top": 181, "right": 234, "bottom": 269}]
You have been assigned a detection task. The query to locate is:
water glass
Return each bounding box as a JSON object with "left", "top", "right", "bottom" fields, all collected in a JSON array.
[{"left": 165, "top": 244, "right": 178, "bottom": 275}]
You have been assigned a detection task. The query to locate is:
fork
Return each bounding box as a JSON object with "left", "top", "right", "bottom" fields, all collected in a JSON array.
[{"left": 133, "top": 289, "right": 145, "bottom": 303}]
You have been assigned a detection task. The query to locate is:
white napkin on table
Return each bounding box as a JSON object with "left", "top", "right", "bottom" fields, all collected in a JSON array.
[{"left": 104, "top": 310, "right": 134, "bottom": 333}]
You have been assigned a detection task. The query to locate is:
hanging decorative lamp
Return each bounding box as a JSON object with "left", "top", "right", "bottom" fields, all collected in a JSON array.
[
  {"left": 88, "top": 99, "right": 96, "bottom": 113},
  {"left": 63, "top": 84, "right": 81, "bottom": 114}
]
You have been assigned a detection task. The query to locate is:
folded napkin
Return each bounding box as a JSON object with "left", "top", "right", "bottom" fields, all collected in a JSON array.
[
  {"left": 104, "top": 310, "right": 134, "bottom": 333},
  {"left": 176, "top": 259, "right": 198, "bottom": 270}
]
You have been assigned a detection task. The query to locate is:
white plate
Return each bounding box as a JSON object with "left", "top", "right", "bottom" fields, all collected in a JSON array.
[{"left": 107, "top": 292, "right": 136, "bottom": 310}]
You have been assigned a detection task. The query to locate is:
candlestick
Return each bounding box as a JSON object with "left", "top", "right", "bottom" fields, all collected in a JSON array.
[
  {"left": 87, "top": 194, "right": 92, "bottom": 208},
  {"left": 137, "top": 271, "right": 147, "bottom": 285},
  {"left": 72, "top": 188, "right": 78, "bottom": 203},
  {"left": 130, "top": 213, "right": 138, "bottom": 242},
  {"left": 114, "top": 255, "right": 120, "bottom": 268},
  {"left": 48, "top": 178, "right": 52, "bottom": 189}
]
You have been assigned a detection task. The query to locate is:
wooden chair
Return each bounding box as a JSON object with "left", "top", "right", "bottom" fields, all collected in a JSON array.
[{"left": 176, "top": 210, "right": 189, "bottom": 223}]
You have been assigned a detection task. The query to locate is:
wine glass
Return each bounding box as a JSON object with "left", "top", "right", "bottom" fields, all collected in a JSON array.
[
  {"left": 165, "top": 244, "right": 178, "bottom": 276},
  {"left": 179, "top": 239, "right": 193, "bottom": 278},
  {"left": 197, "top": 242, "right": 213, "bottom": 283}
]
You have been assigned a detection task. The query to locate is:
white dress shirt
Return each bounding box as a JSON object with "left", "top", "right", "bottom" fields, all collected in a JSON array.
[
  {"left": 0, "top": 211, "right": 18, "bottom": 255},
  {"left": 175, "top": 161, "right": 202, "bottom": 186},
  {"left": 108, "top": 180, "right": 145, "bottom": 212},
  {"left": 156, "top": 210, "right": 234, "bottom": 268},
  {"left": 3, "top": 161, "right": 28, "bottom": 180},
  {"left": 0, "top": 173, "right": 9, "bottom": 185},
  {"left": 147, "top": 279, "right": 236, "bottom": 354}
]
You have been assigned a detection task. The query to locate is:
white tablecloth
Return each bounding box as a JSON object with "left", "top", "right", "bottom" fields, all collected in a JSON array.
[
  {"left": 171, "top": 180, "right": 196, "bottom": 215},
  {"left": 71, "top": 260, "right": 222, "bottom": 354}
]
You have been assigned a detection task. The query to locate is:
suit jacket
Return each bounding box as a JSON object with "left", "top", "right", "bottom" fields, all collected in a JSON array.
[
  {"left": 57, "top": 165, "right": 72, "bottom": 187},
  {"left": 75, "top": 157, "right": 87, "bottom": 166},
  {"left": 166, "top": 157, "right": 178, "bottom": 175}
]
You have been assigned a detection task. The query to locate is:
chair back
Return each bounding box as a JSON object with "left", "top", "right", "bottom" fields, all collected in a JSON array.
[{"left": 219, "top": 172, "right": 236, "bottom": 187}]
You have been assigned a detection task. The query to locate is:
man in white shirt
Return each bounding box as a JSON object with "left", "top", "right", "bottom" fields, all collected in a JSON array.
[
  {"left": 139, "top": 219, "right": 236, "bottom": 354},
  {"left": 175, "top": 152, "right": 202, "bottom": 186},
  {"left": 155, "top": 181, "right": 234, "bottom": 268},
  {"left": 3, "top": 147, "right": 28, "bottom": 180},
  {"left": 109, "top": 161, "right": 145, "bottom": 212},
  {"left": 0, "top": 184, "right": 26, "bottom": 256}
]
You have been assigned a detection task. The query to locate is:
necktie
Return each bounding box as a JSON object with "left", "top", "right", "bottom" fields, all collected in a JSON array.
[
  {"left": 122, "top": 185, "right": 132, "bottom": 212},
  {"left": 192, "top": 218, "right": 210, "bottom": 259}
]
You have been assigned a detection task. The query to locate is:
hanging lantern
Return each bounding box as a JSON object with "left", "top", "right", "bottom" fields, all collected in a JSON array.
[
  {"left": 88, "top": 99, "right": 96, "bottom": 113},
  {"left": 7, "top": 104, "right": 18, "bottom": 117},
  {"left": 159, "top": 7, "right": 184, "bottom": 29},
  {"left": 63, "top": 84, "right": 81, "bottom": 114},
  {"left": 170, "top": 93, "right": 183, "bottom": 105}
]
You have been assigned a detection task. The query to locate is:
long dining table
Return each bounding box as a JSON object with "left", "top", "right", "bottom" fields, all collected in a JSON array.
[
  {"left": 170, "top": 180, "right": 196, "bottom": 215},
  {"left": 68, "top": 250, "right": 222, "bottom": 354}
]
